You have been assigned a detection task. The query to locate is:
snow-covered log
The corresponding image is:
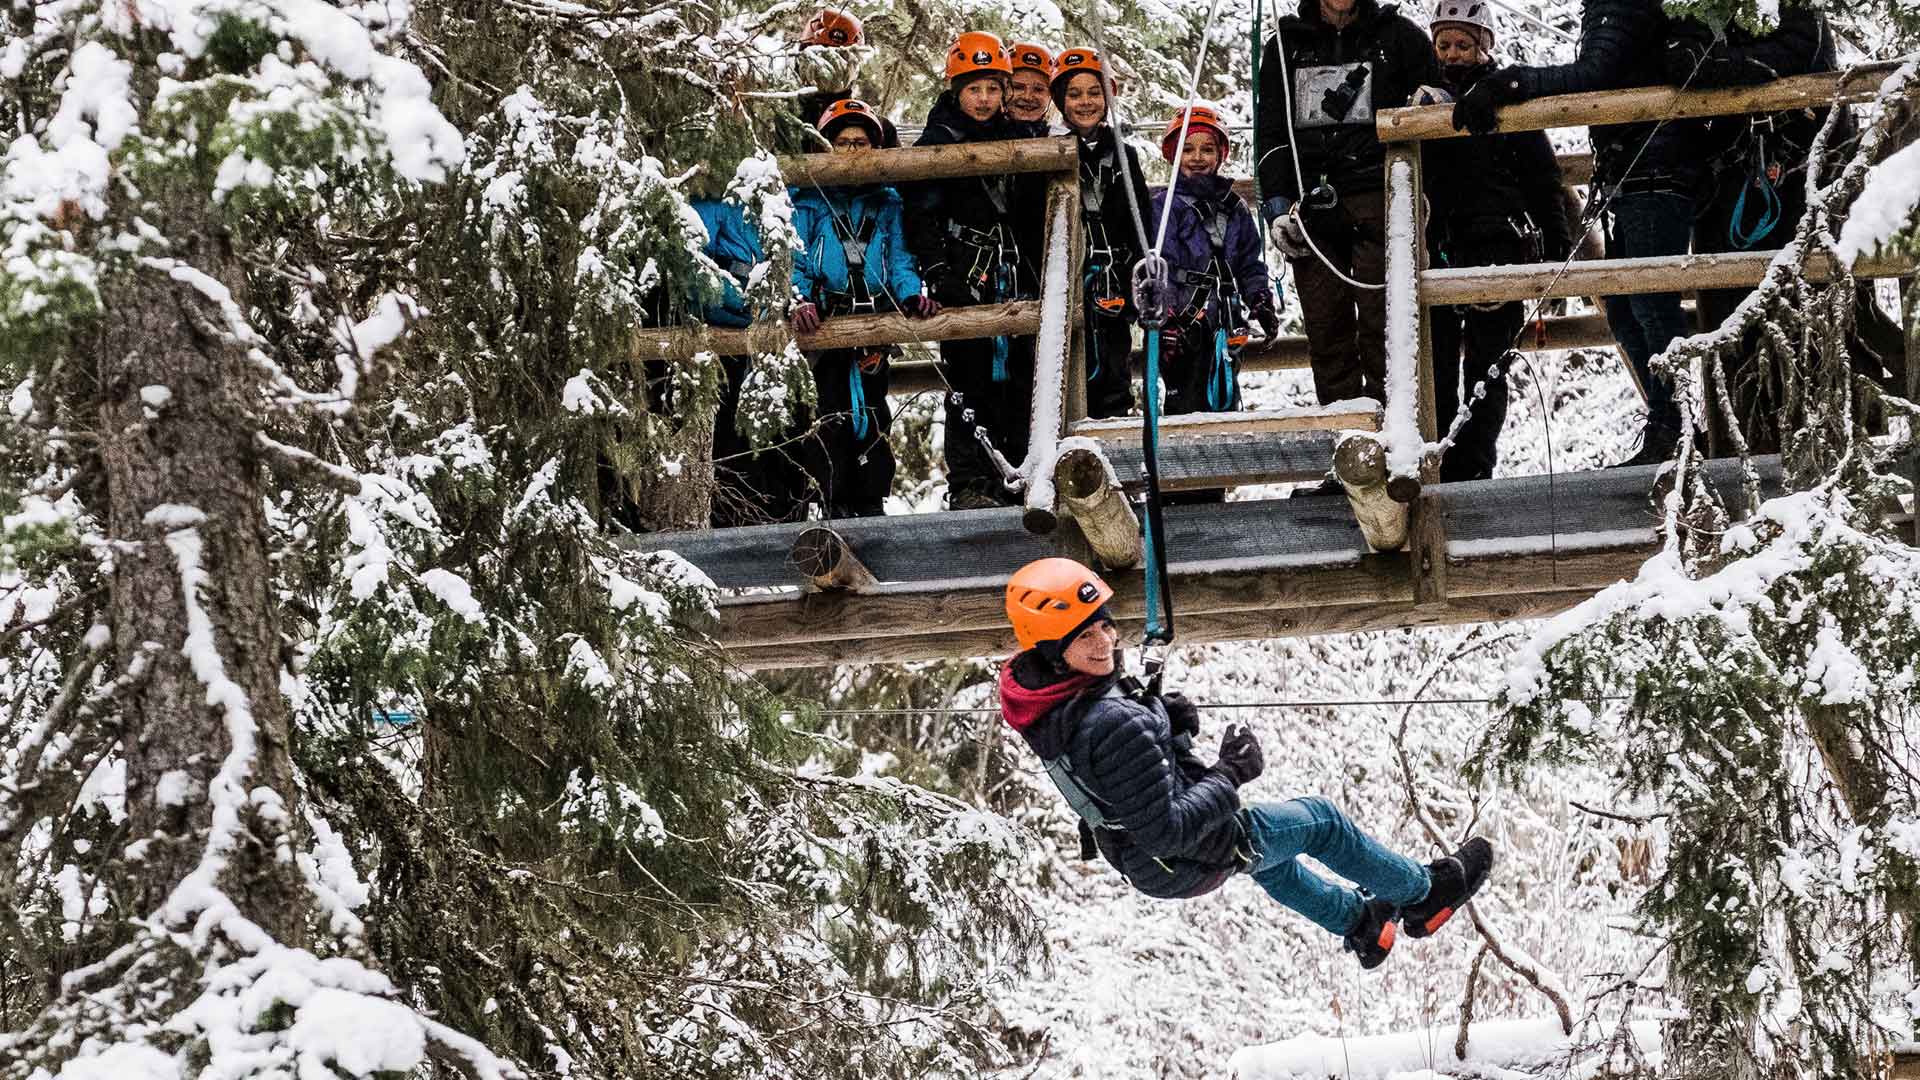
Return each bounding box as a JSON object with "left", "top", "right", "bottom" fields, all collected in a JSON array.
[
  {"left": 1228, "top": 1016, "right": 1659, "bottom": 1080},
  {"left": 1054, "top": 442, "right": 1143, "bottom": 569},
  {"left": 790, "top": 527, "right": 877, "bottom": 592},
  {"left": 1333, "top": 432, "right": 1409, "bottom": 552},
  {"left": 1020, "top": 172, "right": 1082, "bottom": 534}
]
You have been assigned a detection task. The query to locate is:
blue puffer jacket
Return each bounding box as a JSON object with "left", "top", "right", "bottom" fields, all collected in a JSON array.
[
  {"left": 1150, "top": 171, "right": 1273, "bottom": 318},
  {"left": 689, "top": 198, "right": 765, "bottom": 329},
  {"left": 1000, "top": 652, "right": 1249, "bottom": 899},
  {"left": 790, "top": 185, "right": 923, "bottom": 311}
]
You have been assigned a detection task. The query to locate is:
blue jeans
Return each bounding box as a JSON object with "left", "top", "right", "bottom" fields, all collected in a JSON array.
[
  {"left": 1244, "top": 796, "right": 1430, "bottom": 936},
  {"left": 1603, "top": 192, "right": 1694, "bottom": 440}
]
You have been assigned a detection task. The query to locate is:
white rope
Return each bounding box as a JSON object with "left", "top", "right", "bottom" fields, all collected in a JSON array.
[{"left": 1151, "top": 0, "right": 1228, "bottom": 258}]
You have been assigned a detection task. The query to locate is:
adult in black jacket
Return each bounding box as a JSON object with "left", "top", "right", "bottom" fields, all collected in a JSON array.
[
  {"left": 905, "top": 32, "right": 1047, "bottom": 509},
  {"left": 1419, "top": 3, "right": 1571, "bottom": 481},
  {"left": 1452, "top": 0, "right": 1701, "bottom": 468},
  {"left": 999, "top": 558, "right": 1494, "bottom": 969},
  {"left": 1054, "top": 47, "right": 1153, "bottom": 418},
  {"left": 1673, "top": 9, "right": 1906, "bottom": 452},
  {"left": 1255, "top": 0, "right": 1438, "bottom": 408}
]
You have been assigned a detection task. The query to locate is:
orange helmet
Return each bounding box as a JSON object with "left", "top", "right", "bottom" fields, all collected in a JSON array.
[
  {"left": 1006, "top": 558, "right": 1115, "bottom": 651},
  {"left": 1010, "top": 42, "right": 1055, "bottom": 76},
  {"left": 801, "top": 8, "right": 865, "bottom": 47},
  {"left": 1050, "top": 47, "right": 1115, "bottom": 100},
  {"left": 945, "top": 31, "right": 1012, "bottom": 81},
  {"left": 1161, "top": 105, "right": 1231, "bottom": 163},
  {"left": 817, "top": 98, "right": 884, "bottom": 143}
]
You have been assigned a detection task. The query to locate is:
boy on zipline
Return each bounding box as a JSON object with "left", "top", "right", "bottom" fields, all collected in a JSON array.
[{"left": 997, "top": 557, "right": 1493, "bottom": 968}]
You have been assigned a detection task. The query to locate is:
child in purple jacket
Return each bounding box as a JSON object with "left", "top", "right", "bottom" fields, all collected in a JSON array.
[{"left": 1150, "top": 106, "right": 1279, "bottom": 422}]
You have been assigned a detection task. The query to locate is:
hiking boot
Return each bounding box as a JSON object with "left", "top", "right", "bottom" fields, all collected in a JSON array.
[
  {"left": 1343, "top": 895, "right": 1399, "bottom": 970},
  {"left": 1402, "top": 836, "right": 1494, "bottom": 939}
]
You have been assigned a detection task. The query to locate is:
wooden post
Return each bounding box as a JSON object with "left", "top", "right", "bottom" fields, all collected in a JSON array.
[
  {"left": 1021, "top": 174, "right": 1081, "bottom": 535},
  {"left": 789, "top": 526, "right": 877, "bottom": 592},
  {"left": 1385, "top": 145, "right": 1447, "bottom": 606},
  {"left": 1054, "top": 445, "right": 1143, "bottom": 568},
  {"left": 1333, "top": 432, "right": 1410, "bottom": 552}
]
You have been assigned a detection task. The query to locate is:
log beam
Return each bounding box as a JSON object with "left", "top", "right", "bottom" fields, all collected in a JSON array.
[
  {"left": 712, "top": 544, "right": 1654, "bottom": 649},
  {"left": 723, "top": 588, "right": 1599, "bottom": 669},
  {"left": 1334, "top": 433, "right": 1409, "bottom": 552},
  {"left": 633, "top": 300, "right": 1050, "bottom": 363},
  {"left": 790, "top": 527, "right": 877, "bottom": 592},
  {"left": 1378, "top": 60, "right": 1909, "bottom": 143},
  {"left": 779, "top": 135, "right": 1077, "bottom": 187},
  {"left": 1070, "top": 405, "right": 1382, "bottom": 443},
  {"left": 1054, "top": 445, "right": 1143, "bottom": 569},
  {"left": 1423, "top": 249, "right": 1918, "bottom": 308}
]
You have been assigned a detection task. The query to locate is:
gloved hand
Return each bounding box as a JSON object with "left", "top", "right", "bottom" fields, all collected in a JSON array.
[
  {"left": 1250, "top": 299, "right": 1280, "bottom": 342},
  {"left": 1162, "top": 691, "right": 1200, "bottom": 738},
  {"left": 1411, "top": 83, "right": 1454, "bottom": 107},
  {"left": 1213, "top": 724, "right": 1265, "bottom": 787},
  {"left": 1269, "top": 213, "right": 1311, "bottom": 260},
  {"left": 1451, "top": 72, "right": 1519, "bottom": 136},
  {"left": 791, "top": 301, "right": 822, "bottom": 335},
  {"left": 903, "top": 294, "right": 942, "bottom": 319}
]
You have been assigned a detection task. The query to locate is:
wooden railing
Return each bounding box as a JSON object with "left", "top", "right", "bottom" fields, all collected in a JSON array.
[{"left": 1372, "top": 57, "right": 1919, "bottom": 604}]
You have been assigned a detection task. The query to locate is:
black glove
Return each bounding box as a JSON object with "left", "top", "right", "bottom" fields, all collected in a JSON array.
[
  {"left": 1162, "top": 691, "right": 1200, "bottom": 738},
  {"left": 1250, "top": 300, "right": 1280, "bottom": 342},
  {"left": 1451, "top": 73, "right": 1518, "bottom": 136},
  {"left": 1212, "top": 724, "right": 1265, "bottom": 787}
]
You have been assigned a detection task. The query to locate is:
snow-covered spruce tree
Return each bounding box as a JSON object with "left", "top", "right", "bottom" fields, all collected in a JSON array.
[
  {"left": 1473, "top": 52, "right": 1920, "bottom": 1080},
  {"left": 1, "top": 1, "right": 1044, "bottom": 1078},
  {"left": 0, "top": 1, "right": 516, "bottom": 1076}
]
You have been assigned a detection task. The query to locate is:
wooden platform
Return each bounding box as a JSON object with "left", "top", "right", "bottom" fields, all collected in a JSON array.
[{"left": 629, "top": 458, "right": 1780, "bottom": 669}]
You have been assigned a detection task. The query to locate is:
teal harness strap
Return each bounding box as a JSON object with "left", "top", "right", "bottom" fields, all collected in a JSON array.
[
  {"left": 1141, "top": 329, "right": 1175, "bottom": 645},
  {"left": 1728, "top": 170, "right": 1782, "bottom": 250},
  {"left": 848, "top": 359, "right": 869, "bottom": 441},
  {"left": 1208, "top": 326, "right": 1235, "bottom": 411}
]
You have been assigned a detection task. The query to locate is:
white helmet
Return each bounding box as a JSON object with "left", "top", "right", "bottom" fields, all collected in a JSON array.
[{"left": 1430, "top": 0, "right": 1495, "bottom": 52}]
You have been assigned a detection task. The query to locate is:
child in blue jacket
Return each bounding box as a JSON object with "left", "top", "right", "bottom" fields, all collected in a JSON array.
[
  {"left": 789, "top": 99, "right": 940, "bottom": 517},
  {"left": 687, "top": 197, "right": 807, "bottom": 527}
]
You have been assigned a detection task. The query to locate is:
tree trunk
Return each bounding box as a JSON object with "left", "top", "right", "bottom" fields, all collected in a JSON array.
[{"left": 93, "top": 212, "right": 308, "bottom": 951}]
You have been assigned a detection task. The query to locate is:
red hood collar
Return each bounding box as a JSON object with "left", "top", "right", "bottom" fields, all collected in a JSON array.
[{"left": 998, "top": 658, "right": 1102, "bottom": 732}]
